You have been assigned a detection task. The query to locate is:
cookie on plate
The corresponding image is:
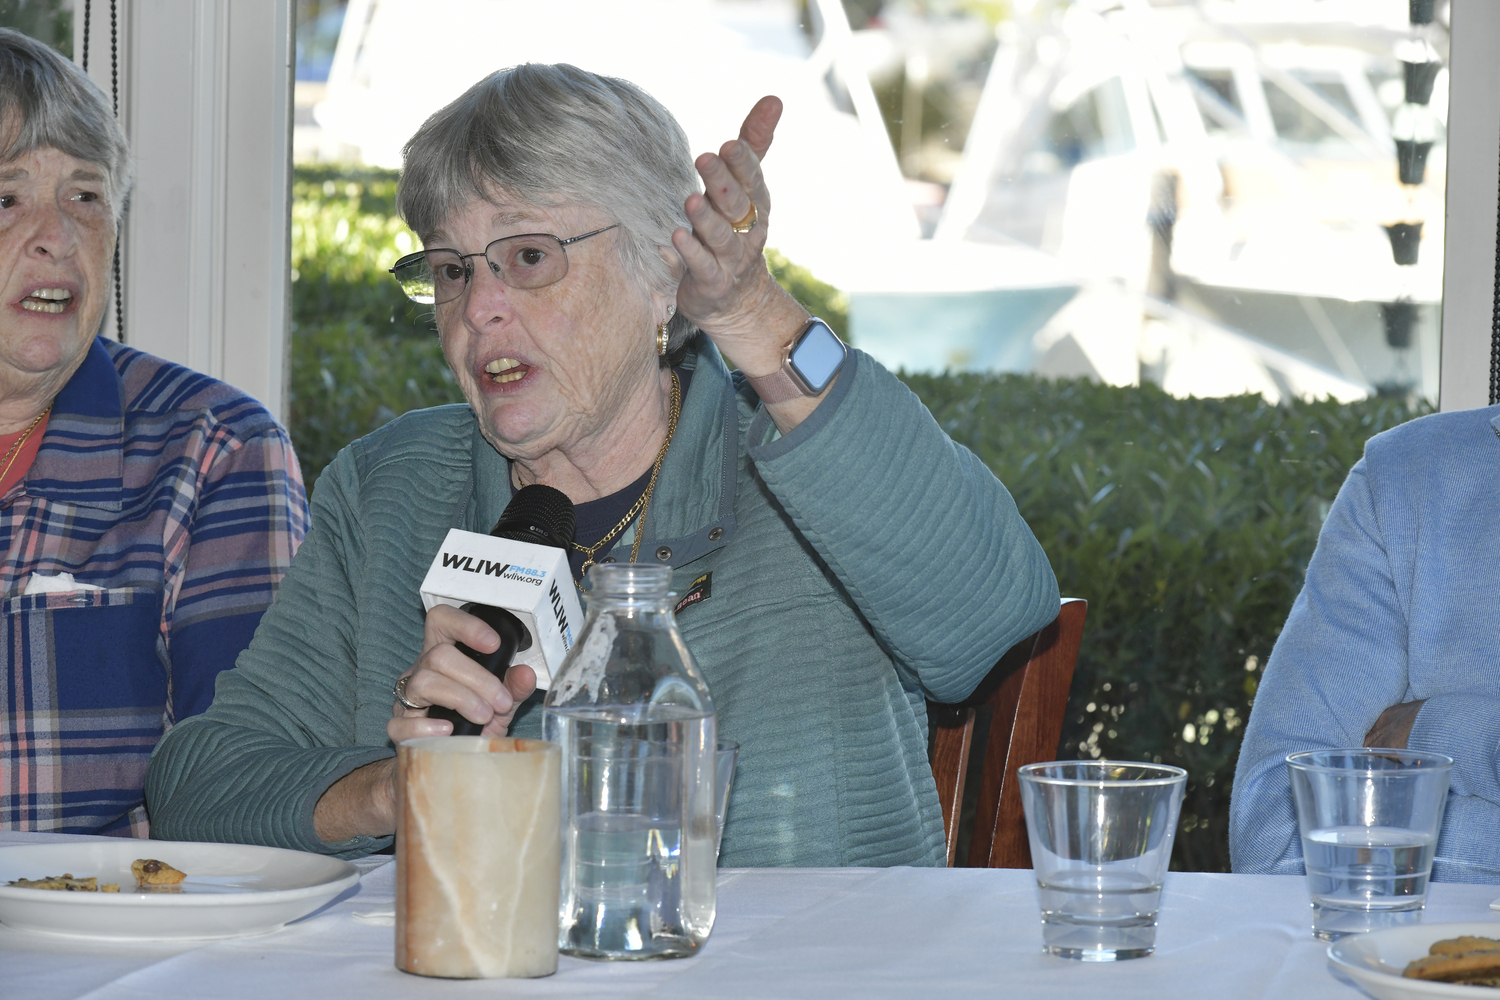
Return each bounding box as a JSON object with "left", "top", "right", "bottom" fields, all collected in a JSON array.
[
  {"left": 1405, "top": 936, "right": 1500, "bottom": 983},
  {"left": 131, "top": 858, "right": 187, "bottom": 886},
  {"left": 6, "top": 873, "right": 118, "bottom": 892}
]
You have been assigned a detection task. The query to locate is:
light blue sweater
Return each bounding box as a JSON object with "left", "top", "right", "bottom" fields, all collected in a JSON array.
[
  {"left": 1231, "top": 405, "right": 1500, "bottom": 883},
  {"left": 145, "top": 339, "right": 1059, "bottom": 865}
]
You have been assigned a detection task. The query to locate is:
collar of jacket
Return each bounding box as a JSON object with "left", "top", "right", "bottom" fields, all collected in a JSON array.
[
  {"left": 466, "top": 333, "right": 738, "bottom": 568},
  {"left": 21, "top": 336, "right": 126, "bottom": 511}
]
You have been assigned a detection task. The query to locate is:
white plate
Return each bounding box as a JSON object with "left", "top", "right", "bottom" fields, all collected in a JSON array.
[
  {"left": 0, "top": 841, "right": 359, "bottom": 940},
  {"left": 1329, "top": 921, "right": 1500, "bottom": 998}
]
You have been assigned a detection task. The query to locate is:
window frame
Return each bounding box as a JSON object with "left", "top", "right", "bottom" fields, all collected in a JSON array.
[
  {"left": 70, "top": 0, "right": 294, "bottom": 420},
  {"left": 1439, "top": 0, "right": 1500, "bottom": 411}
]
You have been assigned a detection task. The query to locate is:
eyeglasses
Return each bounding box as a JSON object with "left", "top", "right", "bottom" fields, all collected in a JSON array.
[{"left": 388, "top": 224, "right": 619, "bottom": 305}]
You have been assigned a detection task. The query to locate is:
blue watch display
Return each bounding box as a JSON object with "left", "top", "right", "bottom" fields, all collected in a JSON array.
[{"left": 787, "top": 319, "right": 846, "bottom": 395}]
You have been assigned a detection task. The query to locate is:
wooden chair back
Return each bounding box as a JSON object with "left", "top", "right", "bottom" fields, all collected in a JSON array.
[{"left": 928, "top": 598, "right": 1088, "bottom": 868}]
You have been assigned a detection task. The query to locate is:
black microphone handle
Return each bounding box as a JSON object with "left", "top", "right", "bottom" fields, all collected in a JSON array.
[{"left": 429, "top": 604, "right": 530, "bottom": 737}]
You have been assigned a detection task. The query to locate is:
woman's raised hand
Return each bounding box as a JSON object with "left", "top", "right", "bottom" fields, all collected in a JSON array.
[
  {"left": 673, "top": 96, "right": 810, "bottom": 380},
  {"left": 387, "top": 603, "right": 537, "bottom": 744}
]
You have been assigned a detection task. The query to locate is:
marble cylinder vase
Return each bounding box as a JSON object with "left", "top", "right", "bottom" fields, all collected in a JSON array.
[{"left": 396, "top": 736, "right": 561, "bottom": 978}]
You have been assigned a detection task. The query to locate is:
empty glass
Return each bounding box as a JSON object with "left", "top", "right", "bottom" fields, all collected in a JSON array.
[
  {"left": 1286, "top": 749, "right": 1452, "bottom": 940},
  {"left": 1018, "top": 761, "right": 1187, "bottom": 961}
]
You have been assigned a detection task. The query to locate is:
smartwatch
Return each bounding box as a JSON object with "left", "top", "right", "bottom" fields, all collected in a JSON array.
[{"left": 746, "top": 317, "right": 847, "bottom": 404}]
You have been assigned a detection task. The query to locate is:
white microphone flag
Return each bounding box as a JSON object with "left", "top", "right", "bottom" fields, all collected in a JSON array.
[{"left": 419, "top": 528, "right": 583, "bottom": 689}]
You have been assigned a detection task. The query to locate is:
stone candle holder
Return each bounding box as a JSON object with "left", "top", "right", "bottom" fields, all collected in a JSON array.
[{"left": 396, "top": 736, "right": 561, "bottom": 979}]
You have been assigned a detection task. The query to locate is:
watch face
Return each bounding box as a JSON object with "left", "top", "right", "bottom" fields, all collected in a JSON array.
[{"left": 788, "top": 320, "right": 846, "bottom": 393}]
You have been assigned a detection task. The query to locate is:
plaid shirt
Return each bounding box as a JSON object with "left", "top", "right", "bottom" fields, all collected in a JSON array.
[{"left": 0, "top": 338, "right": 308, "bottom": 836}]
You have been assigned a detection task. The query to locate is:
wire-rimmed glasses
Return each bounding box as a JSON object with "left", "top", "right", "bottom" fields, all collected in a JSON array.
[{"left": 388, "top": 224, "right": 619, "bottom": 305}]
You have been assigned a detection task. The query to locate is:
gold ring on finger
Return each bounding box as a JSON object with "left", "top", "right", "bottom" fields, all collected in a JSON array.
[
  {"left": 731, "top": 200, "right": 758, "bottom": 233},
  {"left": 393, "top": 673, "right": 424, "bottom": 711}
]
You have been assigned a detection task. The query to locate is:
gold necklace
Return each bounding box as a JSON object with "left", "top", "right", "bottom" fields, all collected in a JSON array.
[
  {"left": 0, "top": 405, "right": 51, "bottom": 486},
  {"left": 570, "top": 371, "right": 681, "bottom": 586}
]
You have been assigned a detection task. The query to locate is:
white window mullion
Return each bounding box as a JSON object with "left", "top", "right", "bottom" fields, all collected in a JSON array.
[
  {"left": 1440, "top": 0, "right": 1500, "bottom": 412},
  {"left": 71, "top": 0, "right": 292, "bottom": 420}
]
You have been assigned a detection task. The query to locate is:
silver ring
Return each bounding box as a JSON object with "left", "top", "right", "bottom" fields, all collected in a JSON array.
[{"left": 393, "top": 674, "right": 424, "bottom": 711}]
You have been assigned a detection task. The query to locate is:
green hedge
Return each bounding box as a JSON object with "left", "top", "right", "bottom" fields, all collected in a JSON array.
[
  {"left": 290, "top": 165, "right": 1429, "bottom": 872},
  {"left": 901, "top": 374, "right": 1426, "bottom": 870},
  {"left": 289, "top": 166, "right": 461, "bottom": 490}
]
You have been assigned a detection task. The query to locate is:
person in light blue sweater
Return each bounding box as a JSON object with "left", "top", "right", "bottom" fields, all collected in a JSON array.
[{"left": 1231, "top": 404, "right": 1500, "bottom": 883}]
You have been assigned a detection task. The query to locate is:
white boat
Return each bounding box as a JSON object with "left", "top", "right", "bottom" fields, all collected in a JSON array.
[{"left": 938, "top": 0, "right": 1445, "bottom": 402}]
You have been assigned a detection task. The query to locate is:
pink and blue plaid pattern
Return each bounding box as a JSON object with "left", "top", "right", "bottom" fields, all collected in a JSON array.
[{"left": 0, "top": 337, "right": 308, "bottom": 836}]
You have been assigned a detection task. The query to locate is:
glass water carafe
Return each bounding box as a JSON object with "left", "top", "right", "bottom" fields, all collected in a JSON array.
[{"left": 542, "top": 563, "right": 717, "bottom": 960}]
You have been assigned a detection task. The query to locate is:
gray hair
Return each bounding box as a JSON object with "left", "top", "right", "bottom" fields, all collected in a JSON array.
[
  {"left": 398, "top": 63, "right": 700, "bottom": 353},
  {"left": 0, "top": 29, "right": 132, "bottom": 222}
]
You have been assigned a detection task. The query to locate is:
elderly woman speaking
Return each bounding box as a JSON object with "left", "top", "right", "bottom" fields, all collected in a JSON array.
[
  {"left": 0, "top": 30, "right": 307, "bottom": 836},
  {"left": 147, "top": 64, "right": 1057, "bottom": 866}
]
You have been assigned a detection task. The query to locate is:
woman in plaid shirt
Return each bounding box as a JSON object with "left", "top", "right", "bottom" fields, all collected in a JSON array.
[{"left": 0, "top": 30, "right": 308, "bottom": 836}]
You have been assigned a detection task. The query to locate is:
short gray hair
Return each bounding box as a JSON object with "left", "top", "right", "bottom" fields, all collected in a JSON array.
[
  {"left": 0, "top": 29, "right": 131, "bottom": 221},
  {"left": 398, "top": 63, "right": 700, "bottom": 353}
]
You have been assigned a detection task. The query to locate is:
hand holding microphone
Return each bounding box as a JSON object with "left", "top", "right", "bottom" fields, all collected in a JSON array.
[
  {"left": 387, "top": 485, "right": 579, "bottom": 742},
  {"left": 389, "top": 607, "right": 538, "bottom": 742}
]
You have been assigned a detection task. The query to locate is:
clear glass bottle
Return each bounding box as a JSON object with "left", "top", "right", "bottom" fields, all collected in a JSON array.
[{"left": 542, "top": 563, "right": 717, "bottom": 960}]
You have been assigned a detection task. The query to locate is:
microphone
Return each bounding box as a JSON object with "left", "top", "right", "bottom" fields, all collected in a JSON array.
[{"left": 418, "top": 484, "right": 582, "bottom": 736}]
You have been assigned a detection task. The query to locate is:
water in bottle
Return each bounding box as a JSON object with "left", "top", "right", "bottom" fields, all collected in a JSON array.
[{"left": 543, "top": 563, "right": 717, "bottom": 960}]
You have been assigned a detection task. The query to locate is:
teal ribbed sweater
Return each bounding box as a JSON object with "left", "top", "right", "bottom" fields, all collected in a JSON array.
[{"left": 145, "top": 340, "right": 1059, "bottom": 866}]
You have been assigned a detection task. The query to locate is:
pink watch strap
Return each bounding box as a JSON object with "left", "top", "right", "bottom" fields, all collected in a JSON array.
[{"left": 745, "top": 367, "right": 803, "bottom": 404}]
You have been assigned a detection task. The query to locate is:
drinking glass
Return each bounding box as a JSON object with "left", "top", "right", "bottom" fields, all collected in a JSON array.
[
  {"left": 1018, "top": 760, "right": 1187, "bottom": 961},
  {"left": 715, "top": 738, "right": 739, "bottom": 859},
  {"left": 1286, "top": 749, "right": 1452, "bottom": 940}
]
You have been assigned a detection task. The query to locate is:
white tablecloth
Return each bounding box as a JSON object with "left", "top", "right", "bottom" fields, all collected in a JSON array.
[{"left": 5, "top": 830, "right": 1498, "bottom": 999}]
